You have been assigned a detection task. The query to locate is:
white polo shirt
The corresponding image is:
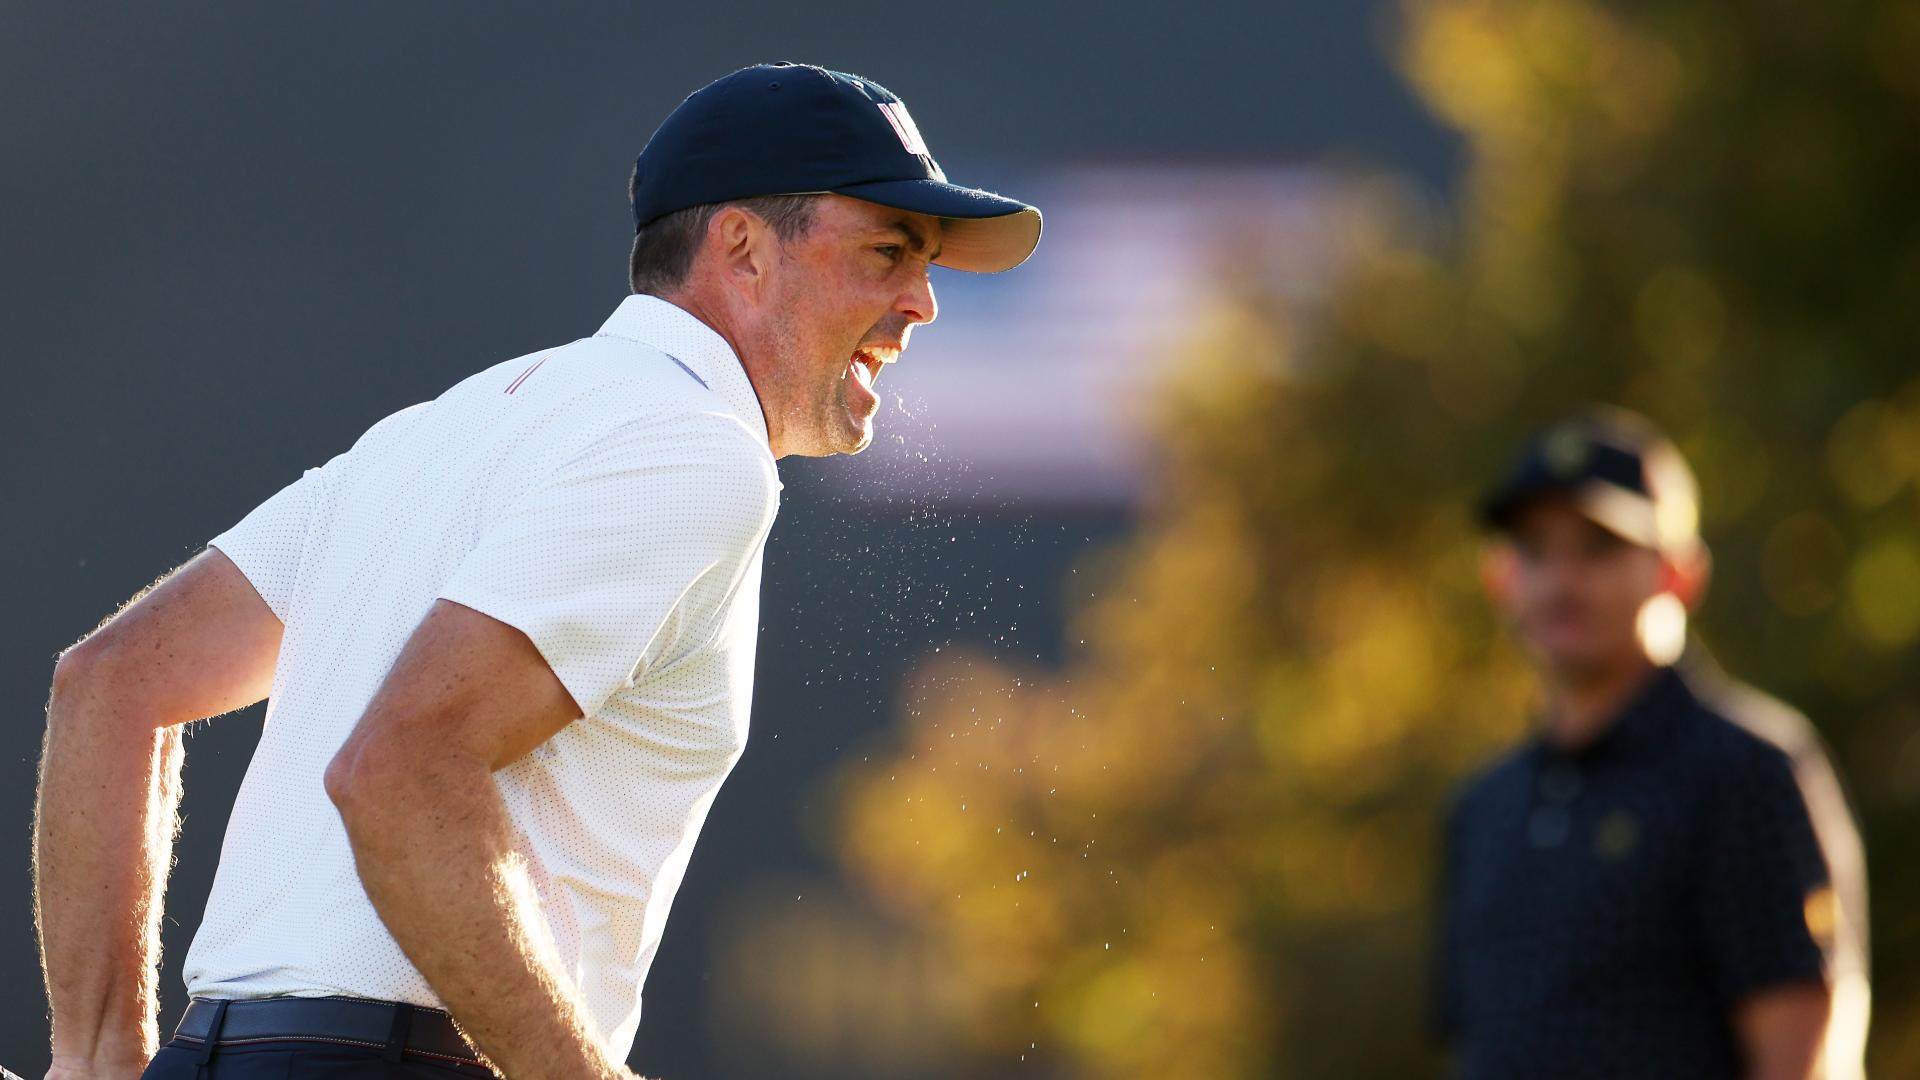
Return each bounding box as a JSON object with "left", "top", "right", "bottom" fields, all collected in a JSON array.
[{"left": 182, "top": 295, "right": 781, "bottom": 1061}]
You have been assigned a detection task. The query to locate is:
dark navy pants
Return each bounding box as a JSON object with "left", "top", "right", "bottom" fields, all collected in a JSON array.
[
  {"left": 141, "top": 996, "right": 497, "bottom": 1078},
  {"left": 146, "top": 1039, "right": 497, "bottom": 1077},
  {"left": 142, "top": 1002, "right": 496, "bottom": 1080},
  {"left": 142, "top": 1038, "right": 495, "bottom": 1077}
]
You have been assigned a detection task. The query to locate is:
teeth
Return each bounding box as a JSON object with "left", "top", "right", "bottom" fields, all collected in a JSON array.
[{"left": 850, "top": 346, "right": 897, "bottom": 391}]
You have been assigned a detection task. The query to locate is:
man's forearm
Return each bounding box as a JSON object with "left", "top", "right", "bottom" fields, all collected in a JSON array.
[
  {"left": 34, "top": 663, "right": 186, "bottom": 1073},
  {"left": 332, "top": 756, "right": 633, "bottom": 1080},
  {"left": 1736, "top": 982, "right": 1830, "bottom": 1080}
]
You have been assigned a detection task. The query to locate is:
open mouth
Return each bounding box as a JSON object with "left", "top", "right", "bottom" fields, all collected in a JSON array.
[{"left": 848, "top": 345, "right": 900, "bottom": 392}]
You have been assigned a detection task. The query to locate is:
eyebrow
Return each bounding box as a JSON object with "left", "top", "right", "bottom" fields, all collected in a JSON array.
[{"left": 882, "top": 217, "right": 943, "bottom": 262}]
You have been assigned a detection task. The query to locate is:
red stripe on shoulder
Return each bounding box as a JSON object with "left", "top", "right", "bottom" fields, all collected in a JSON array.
[{"left": 505, "top": 356, "right": 549, "bottom": 394}]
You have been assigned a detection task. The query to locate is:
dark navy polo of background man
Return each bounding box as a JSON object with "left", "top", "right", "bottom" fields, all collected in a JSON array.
[
  {"left": 1434, "top": 657, "right": 1866, "bottom": 1080},
  {"left": 1433, "top": 416, "right": 1867, "bottom": 1080}
]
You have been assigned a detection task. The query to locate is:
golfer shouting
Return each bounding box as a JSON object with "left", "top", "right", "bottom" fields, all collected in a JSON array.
[{"left": 34, "top": 62, "right": 1041, "bottom": 1079}]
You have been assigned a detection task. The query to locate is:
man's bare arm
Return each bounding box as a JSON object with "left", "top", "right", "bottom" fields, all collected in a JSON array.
[
  {"left": 1734, "top": 981, "right": 1831, "bottom": 1080},
  {"left": 34, "top": 549, "right": 283, "bottom": 1079},
  {"left": 325, "top": 599, "right": 642, "bottom": 1080}
]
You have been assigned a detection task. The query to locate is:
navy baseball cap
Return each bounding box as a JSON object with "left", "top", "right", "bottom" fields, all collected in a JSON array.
[
  {"left": 1478, "top": 407, "right": 1702, "bottom": 556},
  {"left": 630, "top": 62, "right": 1042, "bottom": 274}
]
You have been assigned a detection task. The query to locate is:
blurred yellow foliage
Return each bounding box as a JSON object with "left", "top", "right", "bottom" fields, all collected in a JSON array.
[{"left": 839, "top": 0, "right": 1920, "bottom": 1075}]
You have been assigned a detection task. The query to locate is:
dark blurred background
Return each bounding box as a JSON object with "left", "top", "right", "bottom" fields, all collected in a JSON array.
[{"left": 7, "top": 2, "right": 1916, "bottom": 1078}]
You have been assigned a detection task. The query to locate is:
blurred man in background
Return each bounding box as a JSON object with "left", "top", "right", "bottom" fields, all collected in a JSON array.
[{"left": 1433, "top": 408, "right": 1869, "bottom": 1080}]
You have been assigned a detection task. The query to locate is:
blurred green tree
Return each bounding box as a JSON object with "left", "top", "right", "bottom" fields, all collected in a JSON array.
[{"left": 838, "top": 1, "right": 1920, "bottom": 1075}]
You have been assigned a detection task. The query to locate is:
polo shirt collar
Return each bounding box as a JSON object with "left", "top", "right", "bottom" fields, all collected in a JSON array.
[
  {"left": 596, "top": 294, "right": 770, "bottom": 448},
  {"left": 1595, "top": 663, "right": 1693, "bottom": 758},
  {"left": 1534, "top": 662, "right": 1693, "bottom": 766}
]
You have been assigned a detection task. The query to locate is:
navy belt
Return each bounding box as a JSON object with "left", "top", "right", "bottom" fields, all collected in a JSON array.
[{"left": 173, "top": 996, "right": 483, "bottom": 1067}]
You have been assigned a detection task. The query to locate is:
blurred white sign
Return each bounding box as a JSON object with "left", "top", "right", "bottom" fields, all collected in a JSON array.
[{"left": 849, "top": 164, "right": 1356, "bottom": 505}]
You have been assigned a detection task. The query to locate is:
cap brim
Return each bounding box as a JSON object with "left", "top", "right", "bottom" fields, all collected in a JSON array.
[
  {"left": 1481, "top": 479, "right": 1662, "bottom": 550},
  {"left": 831, "top": 178, "right": 1042, "bottom": 273}
]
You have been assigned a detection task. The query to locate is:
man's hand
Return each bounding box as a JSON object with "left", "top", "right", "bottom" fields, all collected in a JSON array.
[
  {"left": 34, "top": 549, "right": 283, "bottom": 1075},
  {"left": 326, "top": 599, "right": 626, "bottom": 1080}
]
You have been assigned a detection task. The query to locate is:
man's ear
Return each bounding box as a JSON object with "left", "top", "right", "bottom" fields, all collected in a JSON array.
[
  {"left": 709, "top": 206, "right": 775, "bottom": 304},
  {"left": 1480, "top": 541, "right": 1517, "bottom": 609},
  {"left": 1663, "top": 543, "right": 1713, "bottom": 611}
]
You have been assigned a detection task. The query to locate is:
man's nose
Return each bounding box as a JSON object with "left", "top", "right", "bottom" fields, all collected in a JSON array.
[{"left": 898, "top": 270, "right": 937, "bottom": 327}]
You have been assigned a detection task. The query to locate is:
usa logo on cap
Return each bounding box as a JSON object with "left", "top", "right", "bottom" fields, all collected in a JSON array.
[{"left": 877, "top": 101, "right": 945, "bottom": 179}]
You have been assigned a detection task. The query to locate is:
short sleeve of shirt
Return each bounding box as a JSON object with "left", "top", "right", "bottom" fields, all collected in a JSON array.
[
  {"left": 437, "top": 412, "right": 776, "bottom": 720},
  {"left": 207, "top": 466, "right": 323, "bottom": 622},
  {"left": 1693, "top": 740, "right": 1833, "bottom": 1003}
]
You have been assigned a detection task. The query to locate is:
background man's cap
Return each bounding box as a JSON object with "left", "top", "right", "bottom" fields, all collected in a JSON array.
[
  {"left": 1478, "top": 407, "right": 1702, "bottom": 556},
  {"left": 630, "top": 62, "right": 1042, "bottom": 273}
]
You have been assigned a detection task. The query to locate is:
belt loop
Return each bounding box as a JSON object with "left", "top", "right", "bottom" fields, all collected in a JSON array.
[
  {"left": 193, "top": 999, "right": 230, "bottom": 1068},
  {"left": 383, "top": 1002, "right": 415, "bottom": 1063}
]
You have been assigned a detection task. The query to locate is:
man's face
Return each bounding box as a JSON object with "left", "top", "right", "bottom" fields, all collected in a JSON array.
[
  {"left": 757, "top": 195, "right": 941, "bottom": 457},
  {"left": 1490, "top": 497, "right": 1667, "bottom": 680}
]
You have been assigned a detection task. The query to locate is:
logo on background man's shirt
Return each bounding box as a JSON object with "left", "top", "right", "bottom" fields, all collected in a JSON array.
[
  {"left": 1803, "top": 884, "right": 1838, "bottom": 945},
  {"left": 1594, "top": 809, "right": 1640, "bottom": 861}
]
